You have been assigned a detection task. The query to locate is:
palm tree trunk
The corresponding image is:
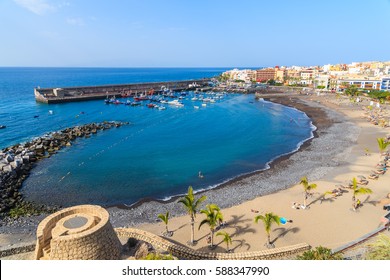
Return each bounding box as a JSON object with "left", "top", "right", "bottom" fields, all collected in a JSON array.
[
  {"left": 166, "top": 224, "right": 168, "bottom": 234},
  {"left": 190, "top": 216, "right": 195, "bottom": 244},
  {"left": 210, "top": 229, "right": 214, "bottom": 247},
  {"left": 303, "top": 193, "right": 307, "bottom": 207},
  {"left": 267, "top": 233, "right": 271, "bottom": 246}
]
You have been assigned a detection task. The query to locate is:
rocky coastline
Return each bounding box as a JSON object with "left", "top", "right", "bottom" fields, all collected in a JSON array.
[{"left": 0, "top": 121, "right": 127, "bottom": 217}]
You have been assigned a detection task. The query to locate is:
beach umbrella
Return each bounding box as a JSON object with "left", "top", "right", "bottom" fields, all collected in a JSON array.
[{"left": 280, "top": 217, "right": 287, "bottom": 225}]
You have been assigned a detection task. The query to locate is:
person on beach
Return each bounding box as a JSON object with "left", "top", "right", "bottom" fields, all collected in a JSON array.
[
  {"left": 291, "top": 202, "right": 301, "bottom": 209},
  {"left": 280, "top": 217, "right": 293, "bottom": 224}
]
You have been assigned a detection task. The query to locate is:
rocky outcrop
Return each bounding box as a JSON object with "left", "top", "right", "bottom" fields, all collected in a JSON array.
[{"left": 0, "top": 121, "right": 128, "bottom": 215}]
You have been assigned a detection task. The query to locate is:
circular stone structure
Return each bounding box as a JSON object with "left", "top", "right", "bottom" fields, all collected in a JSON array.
[{"left": 34, "top": 205, "right": 121, "bottom": 260}]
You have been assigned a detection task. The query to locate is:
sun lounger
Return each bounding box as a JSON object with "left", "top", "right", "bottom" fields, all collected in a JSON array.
[
  {"left": 373, "top": 169, "right": 386, "bottom": 175},
  {"left": 368, "top": 173, "right": 379, "bottom": 180}
]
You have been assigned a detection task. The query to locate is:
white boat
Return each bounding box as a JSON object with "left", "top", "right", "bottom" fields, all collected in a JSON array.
[
  {"left": 158, "top": 106, "right": 166, "bottom": 110},
  {"left": 191, "top": 97, "right": 198, "bottom": 101},
  {"left": 210, "top": 99, "right": 216, "bottom": 103},
  {"left": 194, "top": 106, "right": 199, "bottom": 109},
  {"left": 202, "top": 103, "right": 207, "bottom": 107},
  {"left": 168, "top": 100, "right": 184, "bottom": 107}
]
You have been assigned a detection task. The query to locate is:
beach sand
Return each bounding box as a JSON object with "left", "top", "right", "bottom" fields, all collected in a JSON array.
[{"left": 1, "top": 92, "right": 389, "bottom": 258}]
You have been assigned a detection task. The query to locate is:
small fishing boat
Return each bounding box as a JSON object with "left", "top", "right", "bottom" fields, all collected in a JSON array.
[
  {"left": 201, "top": 103, "right": 207, "bottom": 107},
  {"left": 125, "top": 99, "right": 132, "bottom": 105},
  {"left": 194, "top": 106, "right": 199, "bottom": 109},
  {"left": 147, "top": 103, "right": 156, "bottom": 108},
  {"left": 158, "top": 106, "right": 166, "bottom": 110},
  {"left": 0, "top": 125, "right": 6, "bottom": 129},
  {"left": 131, "top": 102, "right": 141, "bottom": 106}
]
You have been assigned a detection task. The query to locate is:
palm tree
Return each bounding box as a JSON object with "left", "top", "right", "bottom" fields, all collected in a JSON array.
[
  {"left": 254, "top": 212, "right": 281, "bottom": 248},
  {"left": 157, "top": 211, "right": 170, "bottom": 236},
  {"left": 351, "top": 177, "right": 373, "bottom": 210},
  {"left": 178, "top": 186, "right": 207, "bottom": 245},
  {"left": 345, "top": 85, "right": 359, "bottom": 97},
  {"left": 198, "top": 204, "right": 223, "bottom": 248},
  {"left": 300, "top": 176, "right": 317, "bottom": 208},
  {"left": 297, "top": 246, "right": 343, "bottom": 260},
  {"left": 377, "top": 137, "right": 389, "bottom": 155},
  {"left": 216, "top": 231, "right": 232, "bottom": 252},
  {"left": 366, "top": 234, "right": 390, "bottom": 260}
]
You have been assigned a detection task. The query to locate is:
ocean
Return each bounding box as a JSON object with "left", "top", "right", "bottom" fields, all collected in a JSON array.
[{"left": 0, "top": 67, "right": 314, "bottom": 207}]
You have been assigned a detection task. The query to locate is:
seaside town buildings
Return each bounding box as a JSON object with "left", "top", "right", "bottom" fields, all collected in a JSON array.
[{"left": 221, "top": 61, "right": 390, "bottom": 92}]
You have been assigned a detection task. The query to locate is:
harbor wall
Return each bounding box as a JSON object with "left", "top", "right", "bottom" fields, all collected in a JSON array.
[{"left": 34, "top": 79, "right": 210, "bottom": 104}]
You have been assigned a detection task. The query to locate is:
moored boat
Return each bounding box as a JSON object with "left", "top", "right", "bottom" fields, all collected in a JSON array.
[{"left": 167, "top": 100, "right": 184, "bottom": 107}]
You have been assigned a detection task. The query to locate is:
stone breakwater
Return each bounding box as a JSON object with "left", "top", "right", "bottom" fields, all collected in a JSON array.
[{"left": 0, "top": 121, "right": 128, "bottom": 215}]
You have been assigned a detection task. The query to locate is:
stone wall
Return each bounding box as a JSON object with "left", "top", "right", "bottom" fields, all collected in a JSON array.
[
  {"left": 35, "top": 205, "right": 121, "bottom": 260},
  {"left": 115, "top": 228, "right": 310, "bottom": 260},
  {"left": 0, "top": 243, "right": 35, "bottom": 258}
]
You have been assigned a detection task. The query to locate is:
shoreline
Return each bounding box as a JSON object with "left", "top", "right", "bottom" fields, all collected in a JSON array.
[
  {"left": 106, "top": 93, "right": 359, "bottom": 228},
  {"left": 128, "top": 93, "right": 389, "bottom": 252}
]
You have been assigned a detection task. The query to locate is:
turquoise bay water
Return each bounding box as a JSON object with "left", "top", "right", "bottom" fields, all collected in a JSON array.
[{"left": 0, "top": 68, "right": 314, "bottom": 206}]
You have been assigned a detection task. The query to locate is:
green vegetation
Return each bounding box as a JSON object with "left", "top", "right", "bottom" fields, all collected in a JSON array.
[
  {"left": 8, "top": 201, "right": 56, "bottom": 218},
  {"left": 143, "top": 252, "right": 175, "bottom": 260},
  {"left": 178, "top": 186, "right": 207, "bottom": 245},
  {"left": 216, "top": 74, "right": 229, "bottom": 82},
  {"left": 216, "top": 231, "right": 232, "bottom": 252},
  {"left": 366, "top": 234, "right": 390, "bottom": 260},
  {"left": 377, "top": 137, "right": 390, "bottom": 154},
  {"left": 198, "top": 204, "right": 223, "bottom": 248},
  {"left": 367, "top": 90, "right": 390, "bottom": 101},
  {"left": 267, "top": 79, "right": 276, "bottom": 85},
  {"left": 254, "top": 212, "right": 281, "bottom": 248},
  {"left": 300, "top": 176, "right": 317, "bottom": 208},
  {"left": 297, "top": 246, "right": 343, "bottom": 260},
  {"left": 157, "top": 211, "right": 170, "bottom": 235},
  {"left": 344, "top": 85, "right": 359, "bottom": 96},
  {"left": 350, "top": 177, "right": 373, "bottom": 211},
  {"left": 316, "top": 85, "right": 325, "bottom": 89}
]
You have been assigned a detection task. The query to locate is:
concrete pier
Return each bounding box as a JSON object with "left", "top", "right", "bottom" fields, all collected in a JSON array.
[{"left": 34, "top": 79, "right": 210, "bottom": 104}]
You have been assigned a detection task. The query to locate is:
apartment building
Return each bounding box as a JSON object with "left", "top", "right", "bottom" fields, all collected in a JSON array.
[
  {"left": 338, "top": 78, "right": 381, "bottom": 90},
  {"left": 256, "top": 68, "right": 276, "bottom": 82},
  {"left": 381, "top": 77, "right": 390, "bottom": 91}
]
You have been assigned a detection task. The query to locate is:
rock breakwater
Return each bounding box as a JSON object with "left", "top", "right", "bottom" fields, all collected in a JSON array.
[{"left": 0, "top": 121, "right": 128, "bottom": 216}]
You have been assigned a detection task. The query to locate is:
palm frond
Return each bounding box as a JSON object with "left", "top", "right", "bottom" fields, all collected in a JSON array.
[{"left": 157, "top": 211, "right": 169, "bottom": 225}]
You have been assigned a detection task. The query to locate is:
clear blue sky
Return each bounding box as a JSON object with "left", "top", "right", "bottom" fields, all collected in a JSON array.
[{"left": 1, "top": 0, "right": 390, "bottom": 67}]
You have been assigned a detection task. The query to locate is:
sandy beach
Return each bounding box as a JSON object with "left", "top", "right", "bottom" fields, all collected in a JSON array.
[{"left": 1, "top": 92, "right": 390, "bottom": 258}]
